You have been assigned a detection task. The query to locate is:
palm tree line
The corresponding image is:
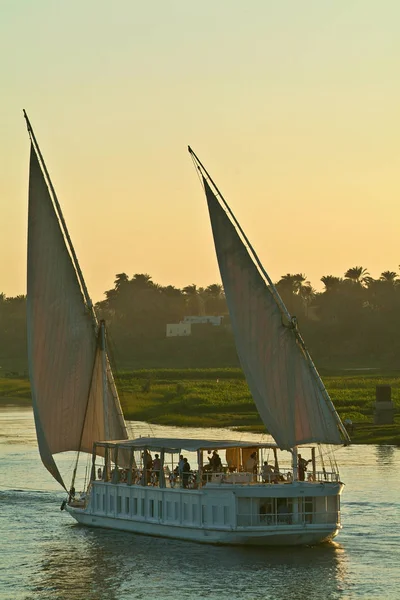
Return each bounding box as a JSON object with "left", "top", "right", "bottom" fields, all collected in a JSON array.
[{"left": 1, "top": 265, "right": 400, "bottom": 370}]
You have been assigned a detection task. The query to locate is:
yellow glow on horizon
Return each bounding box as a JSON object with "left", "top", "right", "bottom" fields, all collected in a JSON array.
[{"left": 1, "top": 1, "right": 399, "bottom": 301}]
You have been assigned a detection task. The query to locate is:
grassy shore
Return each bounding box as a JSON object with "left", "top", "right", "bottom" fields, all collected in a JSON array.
[{"left": 1, "top": 369, "right": 399, "bottom": 444}]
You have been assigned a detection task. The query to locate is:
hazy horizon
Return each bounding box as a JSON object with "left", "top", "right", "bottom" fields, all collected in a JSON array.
[{"left": 1, "top": 1, "right": 399, "bottom": 302}]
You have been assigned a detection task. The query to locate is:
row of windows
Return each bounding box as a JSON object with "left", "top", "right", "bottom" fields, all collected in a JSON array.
[{"left": 95, "top": 493, "right": 230, "bottom": 525}]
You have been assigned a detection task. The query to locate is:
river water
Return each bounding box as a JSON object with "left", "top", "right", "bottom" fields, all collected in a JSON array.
[{"left": 0, "top": 407, "right": 399, "bottom": 600}]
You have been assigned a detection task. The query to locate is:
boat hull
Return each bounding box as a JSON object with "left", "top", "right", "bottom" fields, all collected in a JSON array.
[
  {"left": 65, "top": 478, "right": 342, "bottom": 546},
  {"left": 66, "top": 506, "right": 339, "bottom": 546}
]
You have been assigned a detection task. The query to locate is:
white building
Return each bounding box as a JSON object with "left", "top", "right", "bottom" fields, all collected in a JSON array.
[
  {"left": 183, "top": 315, "right": 223, "bottom": 326},
  {"left": 166, "top": 322, "right": 192, "bottom": 337}
]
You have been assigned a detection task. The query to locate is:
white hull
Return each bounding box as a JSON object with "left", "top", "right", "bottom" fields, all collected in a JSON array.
[
  {"left": 65, "top": 480, "right": 343, "bottom": 547},
  {"left": 66, "top": 507, "right": 339, "bottom": 546}
]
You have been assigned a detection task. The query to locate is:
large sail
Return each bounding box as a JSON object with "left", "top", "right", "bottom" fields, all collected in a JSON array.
[
  {"left": 202, "top": 177, "right": 345, "bottom": 449},
  {"left": 27, "top": 141, "right": 127, "bottom": 489}
]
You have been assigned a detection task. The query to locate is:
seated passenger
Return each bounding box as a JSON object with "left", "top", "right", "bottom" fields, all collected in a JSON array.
[{"left": 261, "top": 461, "right": 275, "bottom": 483}]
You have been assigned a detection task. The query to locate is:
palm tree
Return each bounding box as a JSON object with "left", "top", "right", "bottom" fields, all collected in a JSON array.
[
  {"left": 277, "top": 273, "right": 303, "bottom": 294},
  {"left": 114, "top": 273, "right": 129, "bottom": 289},
  {"left": 344, "top": 266, "right": 369, "bottom": 285},
  {"left": 131, "top": 273, "right": 153, "bottom": 288},
  {"left": 183, "top": 284, "right": 198, "bottom": 297},
  {"left": 204, "top": 283, "right": 225, "bottom": 315},
  {"left": 205, "top": 283, "right": 223, "bottom": 299},
  {"left": 183, "top": 284, "right": 200, "bottom": 315},
  {"left": 320, "top": 275, "right": 343, "bottom": 292},
  {"left": 380, "top": 271, "right": 398, "bottom": 283}
]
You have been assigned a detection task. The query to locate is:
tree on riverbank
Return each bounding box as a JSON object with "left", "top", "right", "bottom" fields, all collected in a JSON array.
[{"left": 1, "top": 266, "right": 400, "bottom": 372}]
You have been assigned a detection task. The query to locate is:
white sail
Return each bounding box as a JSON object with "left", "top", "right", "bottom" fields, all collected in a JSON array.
[
  {"left": 202, "top": 176, "right": 347, "bottom": 449},
  {"left": 27, "top": 141, "right": 127, "bottom": 489}
]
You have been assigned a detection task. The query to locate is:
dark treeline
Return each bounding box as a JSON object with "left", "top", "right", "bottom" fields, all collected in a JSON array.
[{"left": 1, "top": 265, "right": 400, "bottom": 373}]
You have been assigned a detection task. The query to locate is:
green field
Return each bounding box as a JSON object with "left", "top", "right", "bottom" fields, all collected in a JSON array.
[{"left": 1, "top": 369, "right": 399, "bottom": 444}]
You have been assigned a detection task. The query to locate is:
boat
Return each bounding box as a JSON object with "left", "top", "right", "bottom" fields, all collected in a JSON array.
[{"left": 25, "top": 111, "right": 351, "bottom": 546}]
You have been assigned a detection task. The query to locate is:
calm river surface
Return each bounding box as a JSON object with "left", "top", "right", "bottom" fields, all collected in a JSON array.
[{"left": 0, "top": 407, "right": 399, "bottom": 600}]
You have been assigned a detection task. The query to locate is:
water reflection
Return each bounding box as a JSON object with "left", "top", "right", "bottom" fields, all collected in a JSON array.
[
  {"left": 375, "top": 445, "right": 395, "bottom": 465},
  {"left": 28, "top": 524, "right": 349, "bottom": 600},
  {"left": 30, "top": 527, "right": 120, "bottom": 600}
]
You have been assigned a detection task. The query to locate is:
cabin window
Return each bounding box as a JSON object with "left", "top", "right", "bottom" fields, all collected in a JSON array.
[
  {"left": 125, "top": 497, "right": 130, "bottom": 514},
  {"left": 117, "top": 495, "right": 122, "bottom": 514},
  {"left": 304, "top": 497, "right": 314, "bottom": 523},
  {"left": 259, "top": 499, "right": 274, "bottom": 524},
  {"left": 327, "top": 495, "right": 339, "bottom": 521},
  {"left": 277, "top": 498, "right": 291, "bottom": 524},
  {"left": 149, "top": 499, "right": 154, "bottom": 518},
  {"left": 223, "top": 506, "right": 229, "bottom": 525},
  {"left": 158, "top": 500, "right": 163, "bottom": 519},
  {"left": 109, "top": 495, "right": 114, "bottom": 512},
  {"left": 133, "top": 497, "right": 138, "bottom": 515},
  {"left": 141, "top": 498, "right": 145, "bottom": 517}
]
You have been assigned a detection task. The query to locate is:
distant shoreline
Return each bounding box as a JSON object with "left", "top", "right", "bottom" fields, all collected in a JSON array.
[{"left": 1, "top": 394, "right": 399, "bottom": 445}]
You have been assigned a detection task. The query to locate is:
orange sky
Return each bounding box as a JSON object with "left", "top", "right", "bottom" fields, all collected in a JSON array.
[{"left": 1, "top": 1, "right": 399, "bottom": 301}]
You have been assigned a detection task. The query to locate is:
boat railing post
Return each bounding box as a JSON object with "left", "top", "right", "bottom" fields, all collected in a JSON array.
[
  {"left": 160, "top": 450, "right": 165, "bottom": 488},
  {"left": 292, "top": 447, "right": 298, "bottom": 481},
  {"left": 112, "top": 445, "right": 119, "bottom": 483},
  {"left": 311, "top": 447, "right": 316, "bottom": 481},
  {"left": 104, "top": 445, "right": 110, "bottom": 482},
  {"left": 91, "top": 444, "right": 96, "bottom": 482},
  {"left": 197, "top": 449, "right": 203, "bottom": 489},
  {"left": 127, "top": 447, "right": 134, "bottom": 485}
]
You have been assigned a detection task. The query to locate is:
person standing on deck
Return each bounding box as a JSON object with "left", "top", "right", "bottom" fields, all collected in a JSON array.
[
  {"left": 182, "top": 457, "right": 191, "bottom": 488},
  {"left": 298, "top": 454, "right": 311, "bottom": 481}
]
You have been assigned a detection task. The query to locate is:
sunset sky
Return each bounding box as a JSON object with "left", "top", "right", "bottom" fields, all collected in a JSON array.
[{"left": 1, "top": 1, "right": 399, "bottom": 302}]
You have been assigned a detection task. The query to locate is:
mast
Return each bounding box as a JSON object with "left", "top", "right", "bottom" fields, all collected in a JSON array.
[
  {"left": 189, "top": 146, "right": 350, "bottom": 445},
  {"left": 100, "top": 320, "right": 110, "bottom": 440}
]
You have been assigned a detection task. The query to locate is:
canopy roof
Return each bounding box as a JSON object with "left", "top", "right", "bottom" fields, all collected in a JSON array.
[{"left": 94, "top": 437, "right": 280, "bottom": 453}]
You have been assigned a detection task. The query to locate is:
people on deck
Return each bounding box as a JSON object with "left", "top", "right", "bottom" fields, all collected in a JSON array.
[
  {"left": 210, "top": 450, "right": 222, "bottom": 472},
  {"left": 298, "top": 454, "right": 311, "bottom": 481},
  {"left": 182, "top": 457, "right": 191, "bottom": 488},
  {"left": 152, "top": 453, "right": 161, "bottom": 484},
  {"left": 141, "top": 449, "right": 153, "bottom": 485},
  {"left": 245, "top": 451, "right": 258, "bottom": 480},
  {"left": 261, "top": 461, "right": 275, "bottom": 483},
  {"left": 173, "top": 454, "right": 185, "bottom": 484}
]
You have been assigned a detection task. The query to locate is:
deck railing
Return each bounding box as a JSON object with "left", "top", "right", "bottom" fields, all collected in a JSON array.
[{"left": 91, "top": 464, "right": 340, "bottom": 488}]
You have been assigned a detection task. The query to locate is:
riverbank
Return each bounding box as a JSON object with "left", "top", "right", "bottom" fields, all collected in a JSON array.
[{"left": 2, "top": 370, "right": 399, "bottom": 444}]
